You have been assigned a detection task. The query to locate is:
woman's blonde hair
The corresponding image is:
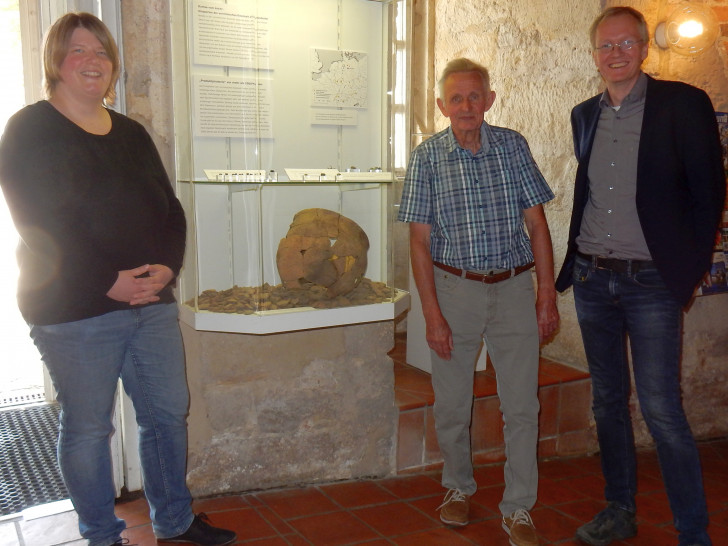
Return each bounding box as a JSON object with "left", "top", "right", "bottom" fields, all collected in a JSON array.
[{"left": 43, "top": 12, "right": 121, "bottom": 106}]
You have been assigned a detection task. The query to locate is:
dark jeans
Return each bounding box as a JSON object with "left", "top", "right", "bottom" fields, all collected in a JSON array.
[{"left": 572, "top": 255, "right": 710, "bottom": 546}]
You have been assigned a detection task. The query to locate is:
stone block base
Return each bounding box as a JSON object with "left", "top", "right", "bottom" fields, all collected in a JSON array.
[{"left": 181, "top": 321, "right": 397, "bottom": 496}]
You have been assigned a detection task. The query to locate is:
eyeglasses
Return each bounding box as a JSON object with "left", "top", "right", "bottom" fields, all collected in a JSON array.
[{"left": 593, "top": 39, "right": 643, "bottom": 54}]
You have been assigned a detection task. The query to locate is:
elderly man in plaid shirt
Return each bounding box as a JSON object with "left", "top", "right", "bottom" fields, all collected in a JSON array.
[{"left": 398, "top": 57, "right": 559, "bottom": 546}]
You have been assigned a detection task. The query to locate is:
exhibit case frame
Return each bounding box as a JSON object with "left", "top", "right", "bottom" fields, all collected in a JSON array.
[{"left": 170, "top": 0, "right": 409, "bottom": 334}]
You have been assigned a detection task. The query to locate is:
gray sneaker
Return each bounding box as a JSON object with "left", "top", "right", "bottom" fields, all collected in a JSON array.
[{"left": 575, "top": 503, "right": 636, "bottom": 545}]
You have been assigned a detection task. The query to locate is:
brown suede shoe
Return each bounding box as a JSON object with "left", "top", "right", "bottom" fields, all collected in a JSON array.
[
  {"left": 437, "top": 488, "right": 470, "bottom": 526},
  {"left": 502, "top": 508, "right": 539, "bottom": 546}
]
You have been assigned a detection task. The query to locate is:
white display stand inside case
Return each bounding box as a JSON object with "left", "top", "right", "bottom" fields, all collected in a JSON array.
[{"left": 170, "top": 0, "right": 409, "bottom": 334}]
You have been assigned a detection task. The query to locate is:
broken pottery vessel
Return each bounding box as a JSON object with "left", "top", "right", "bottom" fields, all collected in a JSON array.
[{"left": 276, "top": 208, "right": 369, "bottom": 297}]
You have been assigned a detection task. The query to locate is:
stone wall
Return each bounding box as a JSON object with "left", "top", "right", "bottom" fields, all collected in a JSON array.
[
  {"left": 119, "top": 0, "right": 175, "bottom": 176},
  {"left": 427, "top": 0, "right": 728, "bottom": 447},
  {"left": 601, "top": 0, "right": 728, "bottom": 444},
  {"left": 181, "top": 321, "right": 397, "bottom": 497},
  {"left": 427, "top": 0, "right": 601, "bottom": 369}
]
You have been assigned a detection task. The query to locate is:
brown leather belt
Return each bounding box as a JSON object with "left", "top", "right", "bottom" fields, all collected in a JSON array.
[
  {"left": 433, "top": 261, "right": 535, "bottom": 284},
  {"left": 576, "top": 251, "right": 654, "bottom": 275}
]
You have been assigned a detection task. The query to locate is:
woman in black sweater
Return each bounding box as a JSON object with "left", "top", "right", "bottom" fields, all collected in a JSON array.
[{"left": 0, "top": 12, "right": 234, "bottom": 546}]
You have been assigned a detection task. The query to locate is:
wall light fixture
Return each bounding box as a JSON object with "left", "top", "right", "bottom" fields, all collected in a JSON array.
[{"left": 654, "top": 1, "right": 719, "bottom": 56}]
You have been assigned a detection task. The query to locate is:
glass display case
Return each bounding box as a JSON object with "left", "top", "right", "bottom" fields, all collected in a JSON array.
[{"left": 170, "top": 0, "right": 408, "bottom": 334}]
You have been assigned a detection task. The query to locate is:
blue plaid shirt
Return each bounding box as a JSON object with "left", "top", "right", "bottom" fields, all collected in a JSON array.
[{"left": 398, "top": 122, "right": 554, "bottom": 270}]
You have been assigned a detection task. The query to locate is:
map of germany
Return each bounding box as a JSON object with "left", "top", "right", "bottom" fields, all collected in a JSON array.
[{"left": 311, "top": 49, "right": 368, "bottom": 108}]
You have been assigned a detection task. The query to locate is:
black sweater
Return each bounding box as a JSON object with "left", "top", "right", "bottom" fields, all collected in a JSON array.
[{"left": 0, "top": 101, "right": 186, "bottom": 325}]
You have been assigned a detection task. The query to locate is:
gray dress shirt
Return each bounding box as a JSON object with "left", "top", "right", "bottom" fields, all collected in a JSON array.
[{"left": 576, "top": 73, "right": 652, "bottom": 261}]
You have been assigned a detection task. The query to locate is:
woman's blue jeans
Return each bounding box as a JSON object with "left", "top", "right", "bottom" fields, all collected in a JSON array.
[
  {"left": 572, "top": 255, "right": 710, "bottom": 545},
  {"left": 30, "top": 303, "right": 194, "bottom": 546}
]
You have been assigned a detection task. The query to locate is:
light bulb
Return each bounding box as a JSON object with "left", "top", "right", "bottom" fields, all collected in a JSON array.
[
  {"left": 654, "top": 2, "right": 718, "bottom": 56},
  {"left": 677, "top": 20, "right": 703, "bottom": 39}
]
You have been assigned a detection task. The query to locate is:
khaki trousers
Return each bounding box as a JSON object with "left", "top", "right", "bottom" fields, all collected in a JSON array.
[{"left": 431, "top": 265, "right": 540, "bottom": 515}]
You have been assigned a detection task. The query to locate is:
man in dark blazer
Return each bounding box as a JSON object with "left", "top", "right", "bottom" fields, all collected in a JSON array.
[{"left": 555, "top": 7, "right": 724, "bottom": 546}]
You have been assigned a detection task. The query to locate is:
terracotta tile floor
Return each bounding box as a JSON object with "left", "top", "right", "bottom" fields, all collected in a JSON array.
[
  {"left": 2, "top": 437, "right": 727, "bottom": 545},
  {"left": 1, "top": 333, "right": 726, "bottom": 545}
]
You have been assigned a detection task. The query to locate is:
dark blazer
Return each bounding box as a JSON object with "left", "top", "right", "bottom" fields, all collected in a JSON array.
[{"left": 555, "top": 75, "right": 726, "bottom": 307}]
